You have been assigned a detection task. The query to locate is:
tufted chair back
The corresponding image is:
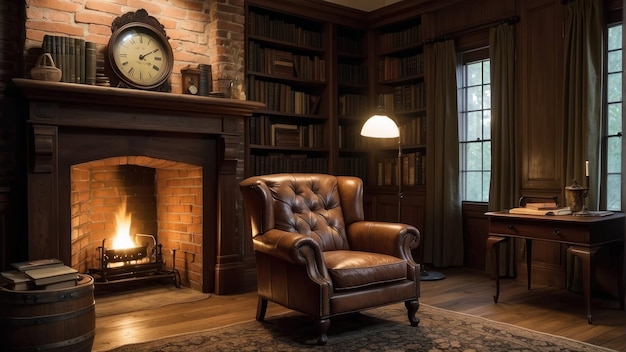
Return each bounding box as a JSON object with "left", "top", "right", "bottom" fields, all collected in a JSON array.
[{"left": 242, "top": 173, "right": 364, "bottom": 251}]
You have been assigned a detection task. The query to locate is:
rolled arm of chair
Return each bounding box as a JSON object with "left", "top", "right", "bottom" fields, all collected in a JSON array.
[
  {"left": 253, "top": 229, "right": 329, "bottom": 278},
  {"left": 346, "top": 221, "right": 420, "bottom": 262}
]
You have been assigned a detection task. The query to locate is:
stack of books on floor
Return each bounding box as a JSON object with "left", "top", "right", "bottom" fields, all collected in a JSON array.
[{"left": 0, "top": 258, "right": 79, "bottom": 291}]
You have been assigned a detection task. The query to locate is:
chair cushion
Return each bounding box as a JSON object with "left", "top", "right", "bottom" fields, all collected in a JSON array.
[{"left": 323, "top": 250, "right": 407, "bottom": 291}]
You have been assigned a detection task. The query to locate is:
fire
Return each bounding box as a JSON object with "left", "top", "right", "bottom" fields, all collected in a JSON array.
[{"left": 111, "top": 200, "right": 136, "bottom": 249}]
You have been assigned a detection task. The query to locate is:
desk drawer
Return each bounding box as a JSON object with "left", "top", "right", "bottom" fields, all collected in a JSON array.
[{"left": 489, "top": 220, "right": 588, "bottom": 244}]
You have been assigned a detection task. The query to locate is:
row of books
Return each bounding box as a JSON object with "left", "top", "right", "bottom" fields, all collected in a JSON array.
[
  {"left": 337, "top": 32, "right": 363, "bottom": 55},
  {"left": 338, "top": 156, "right": 369, "bottom": 184},
  {"left": 247, "top": 10, "right": 323, "bottom": 48},
  {"left": 382, "top": 82, "right": 426, "bottom": 112},
  {"left": 337, "top": 62, "right": 368, "bottom": 86},
  {"left": 247, "top": 43, "right": 326, "bottom": 82},
  {"left": 376, "top": 152, "right": 426, "bottom": 186},
  {"left": 1, "top": 258, "right": 79, "bottom": 291},
  {"left": 379, "top": 53, "right": 424, "bottom": 81},
  {"left": 338, "top": 123, "right": 377, "bottom": 150},
  {"left": 249, "top": 116, "right": 325, "bottom": 148},
  {"left": 367, "top": 117, "right": 425, "bottom": 149},
  {"left": 338, "top": 93, "right": 369, "bottom": 119},
  {"left": 250, "top": 154, "right": 329, "bottom": 175},
  {"left": 248, "top": 77, "right": 322, "bottom": 114},
  {"left": 378, "top": 24, "right": 423, "bottom": 52},
  {"left": 41, "top": 35, "right": 98, "bottom": 84}
]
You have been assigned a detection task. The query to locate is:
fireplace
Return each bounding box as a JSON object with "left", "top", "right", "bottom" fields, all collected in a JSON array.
[{"left": 14, "top": 78, "right": 263, "bottom": 294}]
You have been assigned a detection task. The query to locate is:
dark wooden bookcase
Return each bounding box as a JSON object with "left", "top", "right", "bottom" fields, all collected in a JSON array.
[
  {"left": 244, "top": 0, "right": 370, "bottom": 180},
  {"left": 245, "top": 2, "right": 330, "bottom": 175},
  {"left": 243, "top": 0, "right": 426, "bottom": 237}
]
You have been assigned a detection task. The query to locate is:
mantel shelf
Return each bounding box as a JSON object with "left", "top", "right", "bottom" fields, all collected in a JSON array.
[{"left": 12, "top": 79, "right": 265, "bottom": 118}]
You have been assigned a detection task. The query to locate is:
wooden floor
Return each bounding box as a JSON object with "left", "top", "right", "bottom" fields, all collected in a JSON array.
[{"left": 92, "top": 267, "right": 626, "bottom": 351}]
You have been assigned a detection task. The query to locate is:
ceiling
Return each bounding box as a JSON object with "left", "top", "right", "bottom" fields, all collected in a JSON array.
[{"left": 321, "top": 0, "right": 404, "bottom": 12}]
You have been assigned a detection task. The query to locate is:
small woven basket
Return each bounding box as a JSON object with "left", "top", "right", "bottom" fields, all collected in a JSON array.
[{"left": 31, "top": 53, "right": 62, "bottom": 82}]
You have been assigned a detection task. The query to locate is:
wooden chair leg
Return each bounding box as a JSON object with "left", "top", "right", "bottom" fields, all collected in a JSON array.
[
  {"left": 256, "top": 296, "right": 267, "bottom": 321},
  {"left": 313, "top": 318, "right": 330, "bottom": 346},
  {"left": 405, "top": 300, "right": 420, "bottom": 326}
]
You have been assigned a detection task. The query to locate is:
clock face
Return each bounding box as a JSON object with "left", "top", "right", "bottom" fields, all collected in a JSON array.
[{"left": 109, "top": 23, "right": 173, "bottom": 89}]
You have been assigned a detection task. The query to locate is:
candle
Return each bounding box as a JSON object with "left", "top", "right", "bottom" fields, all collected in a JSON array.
[{"left": 585, "top": 160, "right": 589, "bottom": 177}]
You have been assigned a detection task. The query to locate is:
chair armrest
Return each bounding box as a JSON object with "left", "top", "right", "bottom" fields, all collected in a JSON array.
[
  {"left": 253, "top": 229, "right": 330, "bottom": 279},
  {"left": 346, "top": 221, "right": 420, "bottom": 263}
]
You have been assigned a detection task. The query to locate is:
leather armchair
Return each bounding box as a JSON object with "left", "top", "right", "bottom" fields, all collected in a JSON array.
[{"left": 239, "top": 173, "right": 421, "bottom": 345}]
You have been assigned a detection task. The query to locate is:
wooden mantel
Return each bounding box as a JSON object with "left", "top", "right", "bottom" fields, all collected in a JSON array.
[
  {"left": 13, "top": 78, "right": 264, "bottom": 294},
  {"left": 12, "top": 78, "right": 263, "bottom": 133}
]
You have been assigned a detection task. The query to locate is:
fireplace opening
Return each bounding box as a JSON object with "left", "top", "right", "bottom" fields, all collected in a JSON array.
[{"left": 71, "top": 157, "right": 203, "bottom": 291}]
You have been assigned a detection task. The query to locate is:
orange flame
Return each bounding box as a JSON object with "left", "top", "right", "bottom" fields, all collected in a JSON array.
[{"left": 111, "top": 200, "right": 136, "bottom": 249}]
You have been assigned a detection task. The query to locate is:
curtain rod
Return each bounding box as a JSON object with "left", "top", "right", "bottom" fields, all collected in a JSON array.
[{"left": 423, "top": 15, "right": 520, "bottom": 45}]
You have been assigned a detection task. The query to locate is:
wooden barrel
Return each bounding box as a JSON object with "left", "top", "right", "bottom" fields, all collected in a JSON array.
[{"left": 0, "top": 274, "right": 95, "bottom": 352}]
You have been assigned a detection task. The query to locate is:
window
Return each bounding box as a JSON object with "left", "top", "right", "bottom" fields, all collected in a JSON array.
[
  {"left": 605, "top": 23, "right": 622, "bottom": 211},
  {"left": 459, "top": 54, "right": 491, "bottom": 202}
]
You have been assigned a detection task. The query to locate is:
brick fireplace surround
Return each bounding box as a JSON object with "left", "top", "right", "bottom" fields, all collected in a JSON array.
[{"left": 14, "top": 78, "right": 263, "bottom": 294}]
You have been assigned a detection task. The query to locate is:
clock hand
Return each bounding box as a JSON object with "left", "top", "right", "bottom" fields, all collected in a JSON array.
[{"left": 139, "top": 49, "right": 159, "bottom": 60}]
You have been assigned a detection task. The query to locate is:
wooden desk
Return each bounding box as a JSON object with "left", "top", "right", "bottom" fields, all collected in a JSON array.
[{"left": 485, "top": 211, "right": 625, "bottom": 324}]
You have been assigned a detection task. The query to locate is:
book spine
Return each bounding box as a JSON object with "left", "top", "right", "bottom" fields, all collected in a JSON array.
[{"left": 85, "top": 42, "right": 97, "bottom": 85}]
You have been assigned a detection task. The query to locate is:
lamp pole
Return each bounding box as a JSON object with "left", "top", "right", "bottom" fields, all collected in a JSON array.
[{"left": 397, "top": 136, "right": 403, "bottom": 223}]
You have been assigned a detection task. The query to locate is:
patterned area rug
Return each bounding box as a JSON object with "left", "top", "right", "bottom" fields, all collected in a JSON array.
[{"left": 104, "top": 303, "right": 616, "bottom": 352}]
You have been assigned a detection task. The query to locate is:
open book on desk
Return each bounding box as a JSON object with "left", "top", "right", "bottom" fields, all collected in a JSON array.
[{"left": 508, "top": 207, "right": 572, "bottom": 216}]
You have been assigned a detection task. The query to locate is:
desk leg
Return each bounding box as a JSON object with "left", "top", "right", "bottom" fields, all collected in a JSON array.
[
  {"left": 487, "top": 235, "right": 507, "bottom": 303},
  {"left": 619, "top": 241, "right": 625, "bottom": 311},
  {"left": 567, "top": 245, "right": 599, "bottom": 324},
  {"left": 526, "top": 239, "right": 532, "bottom": 290}
]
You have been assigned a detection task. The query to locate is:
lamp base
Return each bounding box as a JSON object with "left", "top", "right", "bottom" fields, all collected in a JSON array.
[{"left": 420, "top": 267, "right": 446, "bottom": 281}]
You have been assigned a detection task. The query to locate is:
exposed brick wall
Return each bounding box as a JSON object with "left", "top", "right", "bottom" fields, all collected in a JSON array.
[{"left": 23, "top": 0, "right": 244, "bottom": 94}]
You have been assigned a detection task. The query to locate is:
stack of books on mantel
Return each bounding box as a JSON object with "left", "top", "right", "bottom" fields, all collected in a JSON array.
[{"left": 0, "top": 258, "right": 79, "bottom": 291}]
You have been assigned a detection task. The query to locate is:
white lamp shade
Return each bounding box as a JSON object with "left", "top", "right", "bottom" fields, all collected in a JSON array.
[{"left": 360, "top": 113, "right": 400, "bottom": 138}]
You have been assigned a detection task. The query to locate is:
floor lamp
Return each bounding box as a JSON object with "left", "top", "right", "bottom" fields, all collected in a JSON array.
[{"left": 361, "top": 103, "right": 445, "bottom": 281}]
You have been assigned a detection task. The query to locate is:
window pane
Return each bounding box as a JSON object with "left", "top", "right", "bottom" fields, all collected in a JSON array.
[
  {"left": 466, "top": 62, "right": 482, "bottom": 86},
  {"left": 464, "top": 172, "right": 482, "bottom": 201},
  {"left": 608, "top": 103, "right": 622, "bottom": 134},
  {"left": 467, "top": 86, "right": 483, "bottom": 111},
  {"left": 482, "top": 171, "right": 491, "bottom": 202},
  {"left": 608, "top": 25, "right": 622, "bottom": 51},
  {"left": 607, "top": 72, "right": 622, "bottom": 103},
  {"left": 607, "top": 174, "right": 621, "bottom": 211},
  {"left": 608, "top": 51, "right": 622, "bottom": 73},
  {"left": 483, "top": 86, "right": 491, "bottom": 110},
  {"left": 607, "top": 136, "right": 622, "bottom": 173},
  {"left": 483, "top": 110, "right": 491, "bottom": 139},
  {"left": 484, "top": 141, "right": 491, "bottom": 170},
  {"left": 482, "top": 61, "right": 490, "bottom": 84},
  {"left": 465, "top": 142, "right": 483, "bottom": 170},
  {"left": 465, "top": 111, "right": 483, "bottom": 141}
]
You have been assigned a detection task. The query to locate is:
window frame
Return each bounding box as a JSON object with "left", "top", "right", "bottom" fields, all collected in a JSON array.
[{"left": 458, "top": 47, "right": 491, "bottom": 203}]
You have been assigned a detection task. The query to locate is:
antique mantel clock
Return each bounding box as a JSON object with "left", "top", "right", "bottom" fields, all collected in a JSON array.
[{"left": 108, "top": 9, "right": 174, "bottom": 92}]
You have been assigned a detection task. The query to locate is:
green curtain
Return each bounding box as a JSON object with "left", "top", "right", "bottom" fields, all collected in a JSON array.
[
  {"left": 424, "top": 40, "right": 463, "bottom": 267},
  {"left": 488, "top": 23, "right": 517, "bottom": 276},
  {"left": 563, "top": 0, "right": 603, "bottom": 209},
  {"left": 488, "top": 23, "right": 517, "bottom": 212},
  {"left": 562, "top": 0, "right": 603, "bottom": 291}
]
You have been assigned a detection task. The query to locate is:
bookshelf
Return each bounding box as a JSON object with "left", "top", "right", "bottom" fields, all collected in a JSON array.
[
  {"left": 336, "top": 25, "right": 370, "bottom": 182},
  {"left": 244, "top": 1, "right": 370, "bottom": 180},
  {"left": 242, "top": 0, "right": 427, "bottom": 258},
  {"left": 245, "top": 3, "right": 330, "bottom": 175},
  {"left": 369, "top": 18, "right": 426, "bottom": 190}
]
